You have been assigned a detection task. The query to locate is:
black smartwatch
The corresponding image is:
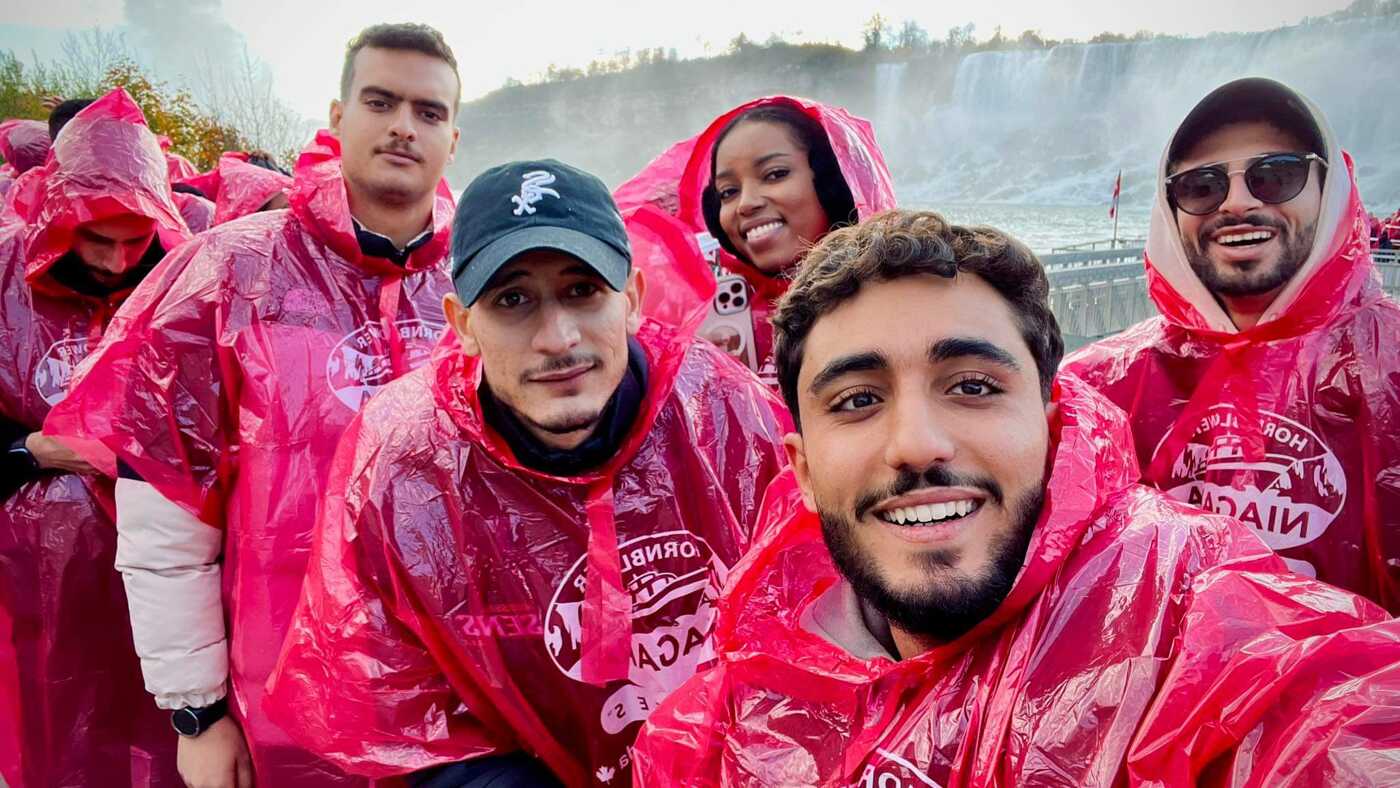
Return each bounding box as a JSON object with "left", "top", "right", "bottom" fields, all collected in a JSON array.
[
  {"left": 6, "top": 435, "right": 39, "bottom": 473},
  {"left": 171, "top": 698, "right": 229, "bottom": 738}
]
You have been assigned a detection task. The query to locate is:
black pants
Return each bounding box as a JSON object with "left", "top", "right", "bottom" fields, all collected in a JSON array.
[{"left": 406, "top": 753, "right": 564, "bottom": 788}]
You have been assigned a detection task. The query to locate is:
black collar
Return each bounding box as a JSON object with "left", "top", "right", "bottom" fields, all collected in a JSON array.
[
  {"left": 352, "top": 219, "right": 433, "bottom": 267},
  {"left": 479, "top": 337, "right": 649, "bottom": 477}
]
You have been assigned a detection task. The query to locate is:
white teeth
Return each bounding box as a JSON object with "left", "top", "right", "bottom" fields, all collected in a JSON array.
[
  {"left": 1216, "top": 230, "right": 1273, "bottom": 245},
  {"left": 879, "top": 500, "right": 979, "bottom": 526},
  {"left": 744, "top": 221, "right": 784, "bottom": 241}
]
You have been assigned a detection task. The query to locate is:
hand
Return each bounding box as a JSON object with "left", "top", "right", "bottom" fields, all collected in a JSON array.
[
  {"left": 40, "top": 95, "right": 64, "bottom": 111},
  {"left": 177, "top": 716, "right": 253, "bottom": 788},
  {"left": 25, "top": 433, "right": 96, "bottom": 474}
]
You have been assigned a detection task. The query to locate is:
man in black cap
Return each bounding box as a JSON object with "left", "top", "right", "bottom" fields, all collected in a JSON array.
[
  {"left": 266, "top": 159, "right": 791, "bottom": 786},
  {"left": 1064, "top": 78, "right": 1400, "bottom": 609}
]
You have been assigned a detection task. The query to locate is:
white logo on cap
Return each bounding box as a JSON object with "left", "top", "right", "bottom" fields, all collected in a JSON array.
[{"left": 511, "top": 170, "right": 560, "bottom": 216}]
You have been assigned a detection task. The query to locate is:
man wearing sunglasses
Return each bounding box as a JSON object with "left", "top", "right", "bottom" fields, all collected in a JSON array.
[{"left": 1065, "top": 78, "right": 1400, "bottom": 611}]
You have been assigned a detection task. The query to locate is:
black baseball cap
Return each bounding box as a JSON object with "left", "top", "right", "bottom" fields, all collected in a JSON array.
[
  {"left": 1168, "top": 78, "right": 1326, "bottom": 170},
  {"left": 451, "top": 159, "right": 632, "bottom": 305}
]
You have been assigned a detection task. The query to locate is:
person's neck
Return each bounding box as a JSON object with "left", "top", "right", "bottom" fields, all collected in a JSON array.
[
  {"left": 1217, "top": 286, "right": 1285, "bottom": 331},
  {"left": 346, "top": 186, "right": 433, "bottom": 249},
  {"left": 477, "top": 338, "right": 649, "bottom": 477},
  {"left": 888, "top": 624, "right": 942, "bottom": 660}
]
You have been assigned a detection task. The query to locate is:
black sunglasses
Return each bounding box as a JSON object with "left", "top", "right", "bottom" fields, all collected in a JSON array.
[{"left": 1166, "top": 152, "right": 1327, "bottom": 216}]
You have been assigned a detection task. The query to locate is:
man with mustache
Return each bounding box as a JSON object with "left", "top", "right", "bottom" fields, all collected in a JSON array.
[
  {"left": 1064, "top": 78, "right": 1400, "bottom": 611},
  {"left": 45, "top": 23, "right": 460, "bottom": 788},
  {"left": 265, "top": 160, "right": 790, "bottom": 787},
  {"left": 630, "top": 209, "right": 1400, "bottom": 786}
]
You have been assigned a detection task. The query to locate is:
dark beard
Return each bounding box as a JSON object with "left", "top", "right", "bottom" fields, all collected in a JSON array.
[
  {"left": 1183, "top": 215, "right": 1315, "bottom": 297},
  {"left": 819, "top": 465, "right": 1044, "bottom": 643},
  {"left": 48, "top": 242, "right": 163, "bottom": 297}
]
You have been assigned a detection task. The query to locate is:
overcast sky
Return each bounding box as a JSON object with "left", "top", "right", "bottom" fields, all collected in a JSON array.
[{"left": 0, "top": 0, "right": 1352, "bottom": 123}]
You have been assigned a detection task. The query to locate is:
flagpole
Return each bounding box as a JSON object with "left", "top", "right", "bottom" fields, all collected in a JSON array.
[{"left": 1110, "top": 169, "right": 1122, "bottom": 248}]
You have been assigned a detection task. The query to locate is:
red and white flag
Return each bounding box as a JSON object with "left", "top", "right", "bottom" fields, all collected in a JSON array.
[{"left": 1109, "top": 169, "right": 1122, "bottom": 219}]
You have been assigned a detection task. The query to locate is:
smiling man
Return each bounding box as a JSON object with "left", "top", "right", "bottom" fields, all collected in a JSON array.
[
  {"left": 630, "top": 209, "right": 1400, "bottom": 787},
  {"left": 265, "top": 159, "right": 789, "bottom": 787},
  {"left": 1064, "top": 78, "right": 1400, "bottom": 611},
  {"left": 45, "top": 23, "right": 460, "bottom": 788}
]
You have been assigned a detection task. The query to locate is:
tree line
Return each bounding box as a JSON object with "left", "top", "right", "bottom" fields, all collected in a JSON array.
[
  {"left": 0, "top": 28, "right": 303, "bottom": 171},
  {"left": 518, "top": 0, "right": 1399, "bottom": 91}
]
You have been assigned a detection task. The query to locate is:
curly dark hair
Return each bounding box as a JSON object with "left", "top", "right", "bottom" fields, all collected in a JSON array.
[
  {"left": 702, "top": 103, "right": 857, "bottom": 270},
  {"left": 341, "top": 23, "right": 460, "bottom": 112},
  {"left": 773, "top": 210, "right": 1063, "bottom": 427}
]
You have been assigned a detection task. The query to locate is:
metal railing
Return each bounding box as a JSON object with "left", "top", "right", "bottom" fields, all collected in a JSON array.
[
  {"left": 1050, "top": 238, "right": 1147, "bottom": 254},
  {"left": 1377, "top": 257, "right": 1399, "bottom": 300},
  {"left": 1041, "top": 247, "right": 1144, "bottom": 271},
  {"left": 1045, "top": 246, "right": 1400, "bottom": 351}
]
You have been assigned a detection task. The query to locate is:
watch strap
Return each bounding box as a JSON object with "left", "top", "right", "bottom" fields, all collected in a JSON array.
[
  {"left": 7, "top": 435, "right": 39, "bottom": 472},
  {"left": 171, "top": 697, "right": 229, "bottom": 738}
]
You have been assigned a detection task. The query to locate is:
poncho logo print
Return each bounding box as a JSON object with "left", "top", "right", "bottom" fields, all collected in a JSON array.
[
  {"left": 1155, "top": 404, "right": 1346, "bottom": 569},
  {"left": 852, "top": 749, "right": 944, "bottom": 788},
  {"left": 544, "top": 530, "right": 729, "bottom": 734},
  {"left": 325, "top": 318, "right": 444, "bottom": 411},
  {"left": 32, "top": 335, "right": 89, "bottom": 406}
]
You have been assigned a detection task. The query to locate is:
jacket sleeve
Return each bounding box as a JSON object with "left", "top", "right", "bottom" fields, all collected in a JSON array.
[
  {"left": 265, "top": 416, "right": 513, "bottom": 778},
  {"left": 1126, "top": 554, "right": 1400, "bottom": 786},
  {"left": 114, "top": 477, "right": 227, "bottom": 709}
]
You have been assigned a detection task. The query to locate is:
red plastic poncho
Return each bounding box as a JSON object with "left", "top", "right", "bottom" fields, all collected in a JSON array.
[
  {"left": 163, "top": 149, "right": 199, "bottom": 183},
  {"left": 632, "top": 374, "right": 1400, "bottom": 787},
  {"left": 0, "top": 119, "right": 51, "bottom": 175},
  {"left": 214, "top": 157, "right": 291, "bottom": 225},
  {"left": 173, "top": 189, "right": 216, "bottom": 233},
  {"left": 0, "top": 89, "right": 189, "bottom": 788},
  {"left": 1061, "top": 93, "right": 1400, "bottom": 611},
  {"left": 265, "top": 317, "right": 792, "bottom": 787},
  {"left": 615, "top": 96, "right": 897, "bottom": 382},
  {"left": 44, "top": 128, "right": 455, "bottom": 784},
  {"left": 180, "top": 152, "right": 294, "bottom": 226}
]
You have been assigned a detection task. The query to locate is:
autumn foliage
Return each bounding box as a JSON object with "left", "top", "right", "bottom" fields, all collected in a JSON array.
[{"left": 1, "top": 51, "right": 247, "bottom": 171}]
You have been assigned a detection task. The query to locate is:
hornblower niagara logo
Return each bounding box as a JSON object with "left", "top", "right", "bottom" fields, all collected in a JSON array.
[
  {"left": 1155, "top": 405, "right": 1345, "bottom": 570},
  {"left": 33, "top": 336, "right": 89, "bottom": 406},
  {"left": 511, "top": 170, "right": 560, "bottom": 216},
  {"left": 544, "top": 530, "right": 729, "bottom": 736},
  {"left": 852, "top": 748, "right": 944, "bottom": 788},
  {"left": 325, "top": 319, "right": 443, "bottom": 411}
]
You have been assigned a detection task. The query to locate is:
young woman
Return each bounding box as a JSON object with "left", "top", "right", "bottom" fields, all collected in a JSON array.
[{"left": 618, "top": 96, "right": 896, "bottom": 386}]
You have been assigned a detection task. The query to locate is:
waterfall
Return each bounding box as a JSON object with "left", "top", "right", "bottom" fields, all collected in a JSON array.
[
  {"left": 454, "top": 15, "right": 1400, "bottom": 213},
  {"left": 891, "top": 15, "right": 1400, "bottom": 207},
  {"left": 873, "top": 62, "right": 908, "bottom": 142}
]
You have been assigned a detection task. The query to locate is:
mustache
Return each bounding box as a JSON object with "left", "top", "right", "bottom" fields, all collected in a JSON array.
[
  {"left": 520, "top": 353, "right": 601, "bottom": 383},
  {"left": 1196, "top": 214, "right": 1286, "bottom": 246},
  {"left": 374, "top": 140, "right": 422, "bottom": 161},
  {"left": 852, "top": 465, "right": 1004, "bottom": 521}
]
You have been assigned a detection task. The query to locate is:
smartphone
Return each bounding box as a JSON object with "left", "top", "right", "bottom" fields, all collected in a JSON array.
[{"left": 698, "top": 273, "right": 758, "bottom": 372}]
